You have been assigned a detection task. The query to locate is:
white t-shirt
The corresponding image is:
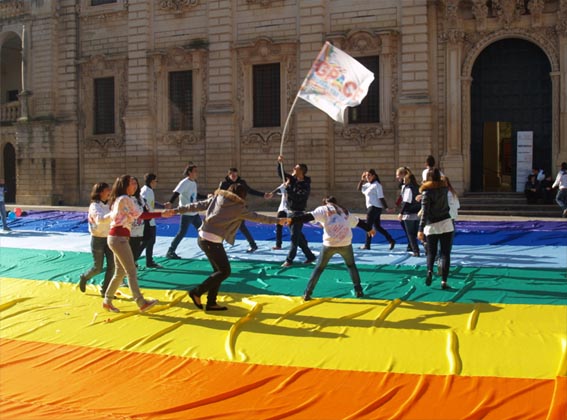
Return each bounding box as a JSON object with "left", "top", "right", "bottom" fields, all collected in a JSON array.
[
  {"left": 311, "top": 204, "right": 359, "bottom": 247},
  {"left": 361, "top": 181, "right": 384, "bottom": 208},
  {"left": 552, "top": 171, "right": 567, "bottom": 189},
  {"left": 173, "top": 177, "right": 199, "bottom": 215},
  {"left": 448, "top": 190, "right": 460, "bottom": 220},
  {"left": 140, "top": 185, "right": 156, "bottom": 227},
  {"left": 277, "top": 185, "right": 288, "bottom": 213},
  {"left": 87, "top": 201, "right": 111, "bottom": 237},
  {"left": 129, "top": 197, "right": 146, "bottom": 238},
  {"left": 422, "top": 168, "right": 445, "bottom": 183}
]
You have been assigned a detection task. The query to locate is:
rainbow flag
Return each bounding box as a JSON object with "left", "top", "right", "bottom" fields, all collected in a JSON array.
[{"left": 0, "top": 211, "right": 566, "bottom": 419}]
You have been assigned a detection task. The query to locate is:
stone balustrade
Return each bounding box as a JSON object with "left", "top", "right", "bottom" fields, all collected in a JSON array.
[{"left": 0, "top": 101, "right": 20, "bottom": 123}]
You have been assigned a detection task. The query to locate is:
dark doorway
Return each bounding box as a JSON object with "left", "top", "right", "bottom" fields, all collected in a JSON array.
[
  {"left": 470, "top": 38, "right": 552, "bottom": 192},
  {"left": 3, "top": 142, "right": 16, "bottom": 203}
]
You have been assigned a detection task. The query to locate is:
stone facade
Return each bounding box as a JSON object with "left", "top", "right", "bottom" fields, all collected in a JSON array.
[{"left": 0, "top": 0, "right": 566, "bottom": 208}]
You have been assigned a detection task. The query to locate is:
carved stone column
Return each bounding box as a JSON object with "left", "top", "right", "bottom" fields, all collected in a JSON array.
[{"left": 440, "top": 29, "right": 466, "bottom": 191}]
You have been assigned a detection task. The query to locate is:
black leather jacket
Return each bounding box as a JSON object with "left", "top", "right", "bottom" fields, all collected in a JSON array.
[{"left": 419, "top": 181, "right": 451, "bottom": 232}]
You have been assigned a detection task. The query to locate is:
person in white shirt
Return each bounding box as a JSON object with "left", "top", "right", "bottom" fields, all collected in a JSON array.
[
  {"left": 357, "top": 169, "right": 395, "bottom": 250},
  {"left": 421, "top": 155, "right": 444, "bottom": 184},
  {"left": 140, "top": 173, "right": 162, "bottom": 268},
  {"left": 164, "top": 164, "right": 206, "bottom": 259},
  {"left": 79, "top": 182, "right": 114, "bottom": 295},
  {"left": 552, "top": 162, "right": 567, "bottom": 217},
  {"left": 273, "top": 184, "right": 288, "bottom": 250},
  {"left": 289, "top": 196, "right": 374, "bottom": 301}
]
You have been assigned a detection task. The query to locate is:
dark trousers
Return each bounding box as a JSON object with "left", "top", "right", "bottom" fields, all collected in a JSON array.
[
  {"left": 239, "top": 221, "right": 256, "bottom": 247},
  {"left": 130, "top": 236, "right": 144, "bottom": 261},
  {"left": 193, "top": 237, "right": 231, "bottom": 306},
  {"left": 364, "top": 206, "right": 394, "bottom": 248},
  {"left": 304, "top": 244, "right": 362, "bottom": 298},
  {"left": 403, "top": 219, "right": 420, "bottom": 255},
  {"left": 286, "top": 211, "right": 315, "bottom": 263},
  {"left": 140, "top": 225, "right": 157, "bottom": 265},
  {"left": 275, "top": 210, "right": 287, "bottom": 247},
  {"left": 82, "top": 236, "right": 115, "bottom": 294},
  {"left": 169, "top": 214, "right": 202, "bottom": 252},
  {"left": 425, "top": 231, "right": 453, "bottom": 281}
]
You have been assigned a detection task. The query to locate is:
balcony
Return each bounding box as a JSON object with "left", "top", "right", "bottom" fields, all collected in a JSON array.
[{"left": 1, "top": 101, "right": 20, "bottom": 123}]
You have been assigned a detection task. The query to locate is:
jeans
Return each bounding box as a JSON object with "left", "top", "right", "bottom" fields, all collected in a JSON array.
[
  {"left": 81, "top": 236, "right": 115, "bottom": 294},
  {"left": 403, "top": 219, "right": 420, "bottom": 255},
  {"left": 0, "top": 201, "right": 7, "bottom": 229},
  {"left": 239, "top": 221, "right": 256, "bottom": 247},
  {"left": 304, "top": 244, "right": 362, "bottom": 298},
  {"left": 286, "top": 211, "right": 315, "bottom": 263},
  {"left": 364, "top": 206, "right": 394, "bottom": 248},
  {"left": 169, "top": 214, "right": 202, "bottom": 252},
  {"left": 556, "top": 188, "right": 567, "bottom": 211},
  {"left": 193, "top": 237, "right": 231, "bottom": 306},
  {"left": 275, "top": 210, "right": 287, "bottom": 247},
  {"left": 106, "top": 235, "right": 144, "bottom": 304},
  {"left": 425, "top": 231, "right": 453, "bottom": 281}
]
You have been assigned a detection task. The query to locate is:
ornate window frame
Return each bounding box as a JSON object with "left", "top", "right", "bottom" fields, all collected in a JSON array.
[
  {"left": 78, "top": 0, "right": 127, "bottom": 19},
  {"left": 236, "top": 37, "right": 297, "bottom": 151},
  {"left": 327, "top": 30, "right": 398, "bottom": 147},
  {"left": 79, "top": 54, "right": 127, "bottom": 154},
  {"left": 150, "top": 46, "right": 207, "bottom": 149}
]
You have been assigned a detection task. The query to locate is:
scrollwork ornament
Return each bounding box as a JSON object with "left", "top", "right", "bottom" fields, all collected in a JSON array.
[
  {"left": 242, "top": 130, "right": 282, "bottom": 153},
  {"left": 85, "top": 136, "right": 124, "bottom": 157},
  {"left": 159, "top": 132, "right": 200, "bottom": 149},
  {"left": 338, "top": 126, "right": 391, "bottom": 148},
  {"left": 557, "top": 0, "right": 567, "bottom": 36},
  {"left": 158, "top": 0, "right": 198, "bottom": 14}
]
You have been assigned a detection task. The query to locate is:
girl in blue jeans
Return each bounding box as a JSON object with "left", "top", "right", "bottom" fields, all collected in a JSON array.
[{"left": 289, "top": 197, "right": 374, "bottom": 301}]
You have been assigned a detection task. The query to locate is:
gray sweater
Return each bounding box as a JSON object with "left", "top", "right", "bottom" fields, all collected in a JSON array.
[{"left": 177, "top": 189, "right": 278, "bottom": 245}]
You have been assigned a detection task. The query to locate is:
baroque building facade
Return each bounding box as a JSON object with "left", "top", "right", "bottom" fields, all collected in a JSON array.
[{"left": 1, "top": 0, "right": 566, "bottom": 208}]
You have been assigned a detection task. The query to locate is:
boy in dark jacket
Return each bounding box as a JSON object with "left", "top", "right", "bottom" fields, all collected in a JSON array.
[{"left": 276, "top": 155, "right": 316, "bottom": 267}]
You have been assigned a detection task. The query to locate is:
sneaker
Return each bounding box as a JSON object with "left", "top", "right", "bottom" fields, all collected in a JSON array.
[
  {"left": 304, "top": 257, "right": 316, "bottom": 264},
  {"left": 356, "top": 290, "right": 364, "bottom": 298},
  {"left": 441, "top": 281, "right": 449, "bottom": 290},
  {"left": 303, "top": 294, "right": 312, "bottom": 301},
  {"left": 166, "top": 251, "right": 181, "bottom": 259},
  {"left": 272, "top": 246, "right": 282, "bottom": 250},
  {"left": 281, "top": 261, "right": 292, "bottom": 267},
  {"left": 246, "top": 245, "right": 258, "bottom": 253},
  {"left": 2, "top": 227, "right": 11, "bottom": 232},
  {"left": 563, "top": 209, "right": 567, "bottom": 218},
  {"left": 359, "top": 245, "right": 370, "bottom": 250},
  {"left": 147, "top": 262, "right": 163, "bottom": 269},
  {"left": 389, "top": 240, "right": 396, "bottom": 250},
  {"left": 102, "top": 302, "right": 120, "bottom": 313},
  {"left": 79, "top": 274, "right": 88, "bottom": 293},
  {"left": 139, "top": 299, "right": 158, "bottom": 312}
]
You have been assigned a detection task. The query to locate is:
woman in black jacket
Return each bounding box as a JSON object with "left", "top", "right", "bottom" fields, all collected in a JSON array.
[{"left": 417, "top": 169, "right": 454, "bottom": 289}]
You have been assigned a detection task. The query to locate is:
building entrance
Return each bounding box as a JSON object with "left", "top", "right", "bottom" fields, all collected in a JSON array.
[{"left": 470, "top": 38, "right": 552, "bottom": 192}]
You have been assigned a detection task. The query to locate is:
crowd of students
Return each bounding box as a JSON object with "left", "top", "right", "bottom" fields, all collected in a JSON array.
[{"left": 75, "top": 154, "right": 468, "bottom": 313}]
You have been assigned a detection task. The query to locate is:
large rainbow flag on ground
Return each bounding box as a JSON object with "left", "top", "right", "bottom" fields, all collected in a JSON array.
[{"left": 1, "top": 210, "right": 566, "bottom": 419}]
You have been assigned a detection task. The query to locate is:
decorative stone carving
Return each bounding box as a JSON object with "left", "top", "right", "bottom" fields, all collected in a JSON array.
[
  {"left": 441, "top": 0, "right": 459, "bottom": 28},
  {"left": 0, "top": 0, "right": 25, "bottom": 19},
  {"left": 158, "top": 0, "right": 198, "bottom": 14},
  {"left": 85, "top": 136, "right": 124, "bottom": 155},
  {"left": 492, "top": 0, "right": 523, "bottom": 28},
  {"left": 246, "top": 0, "right": 275, "bottom": 6},
  {"left": 159, "top": 132, "right": 200, "bottom": 147},
  {"left": 242, "top": 130, "right": 282, "bottom": 153},
  {"left": 557, "top": 0, "right": 567, "bottom": 36},
  {"left": 528, "top": 0, "right": 545, "bottom": 26},
  {"left": 337, "top": 125, "right": 392, "bottom": 148},
  {"left": 472, "top": 0, "right": 488, "bottom": 31},
  {"left": 343, "top": 31, "right": 382, "bottom": 54},
  {"left": 440, "top": 29, "right": 467, "bottom": 44}
]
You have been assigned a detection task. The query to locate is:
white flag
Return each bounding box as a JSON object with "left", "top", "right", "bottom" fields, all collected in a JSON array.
[{"left": 298, "top": 42, "right": 375, "bottom": 123}]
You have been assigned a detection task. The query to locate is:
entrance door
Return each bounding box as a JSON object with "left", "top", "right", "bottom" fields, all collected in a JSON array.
[
  {"left": 3, "top": 142, "right": 16, "bottom": 203},
  {"left": 470, "top": 38, "right": 552, "bottom": 192}
]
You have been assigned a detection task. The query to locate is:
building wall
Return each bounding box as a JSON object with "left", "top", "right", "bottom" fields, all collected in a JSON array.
[{"left": 0, "top": 0, "right": 565, "bottom": 208}]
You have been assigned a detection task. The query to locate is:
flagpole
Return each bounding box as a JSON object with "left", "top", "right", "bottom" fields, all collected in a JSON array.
[{"left": 278, "top": 92, "right": 301, "bottom": 184}]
